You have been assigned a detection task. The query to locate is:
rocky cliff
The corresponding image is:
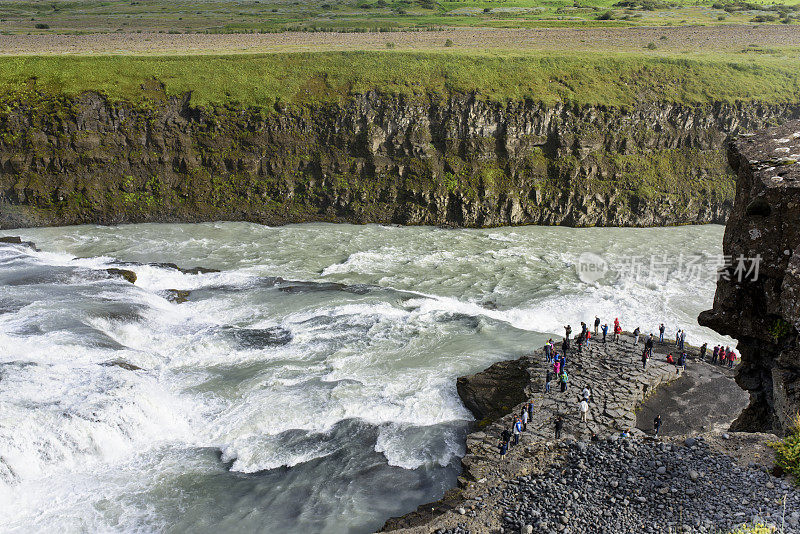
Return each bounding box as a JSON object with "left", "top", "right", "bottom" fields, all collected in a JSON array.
[
  {"left": 1, "top": 86, "right": 799, "bottom": 229},
  {"left": 699, "top": 120, "right": 800, "bottom": 435}
]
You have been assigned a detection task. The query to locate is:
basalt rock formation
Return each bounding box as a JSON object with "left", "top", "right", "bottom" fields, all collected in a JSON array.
[
  {"left": 1, "top": 87, "right": 799, "bottom": 229},
  {"left": 699, "top": 120, "right": 800, "bottom": 435}
]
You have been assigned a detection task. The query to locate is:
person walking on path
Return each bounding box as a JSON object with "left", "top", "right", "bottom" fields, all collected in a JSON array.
[
  {"left": 712, "top": 345, "right": 719, "bottom": 364},
  {"left": 659, "top": 323, "right": 665, "bottom": 343},
  {"left": 594, "top": 316, "right": 600, "bottom": 336},
  {"left": 601, "top": 323, "right": 608, "bottom": 344},
  {"left": 700, "top": 342, "right": 707, "bottom": 361},
  {"left": 512, "top": 418, "right": 522, "bottom": 445},
  {"left": 633, "top": 327, "right": 640, "bottom": 346},
  {"left": 554, "top": 416, "right": 564, "bottom": 439},
  {"left": 545, "top": 369, "right": 552, "bottom": 393},
  {"left": 579, "top": 398, "right": 589, "bottom": 422},
  {"left": 728, "top": 349, "right": 736, "bottom": 368},
  {"left": 528, "top": 400, "right": 534, "bottom": 421},
  {"left": 501, "top": 426, "right": 511, "bottom": 444},
  {"left": 653, "top": 415, "right": 662, "bottom": 437},
  {"left": 642, "top": 348, "right": 648, "bottom": 370},
  {"left": 554, "top": 359, "right": 561, "bottom": 376}
]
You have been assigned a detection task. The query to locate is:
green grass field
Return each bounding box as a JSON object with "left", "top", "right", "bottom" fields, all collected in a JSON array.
[
  {"left": 0, "top": 0, "right": 798, "bottom": 35},
  {"left": 1, "top": 50, "right": 799, "bottom": 108}
]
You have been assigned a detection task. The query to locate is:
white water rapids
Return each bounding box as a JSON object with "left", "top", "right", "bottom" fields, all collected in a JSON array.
[{"left": 0, "top": 222, "right": 732, "bottom": 533}]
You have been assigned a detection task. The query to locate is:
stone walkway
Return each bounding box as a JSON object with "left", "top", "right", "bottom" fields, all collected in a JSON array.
[{"left": 460, "top": 333, "right": 683, "bottom": 484}]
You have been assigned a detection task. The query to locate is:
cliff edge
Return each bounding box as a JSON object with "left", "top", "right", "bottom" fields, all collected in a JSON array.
[{"left": 699, "top": 120, "right": 800, "bottom": 435}]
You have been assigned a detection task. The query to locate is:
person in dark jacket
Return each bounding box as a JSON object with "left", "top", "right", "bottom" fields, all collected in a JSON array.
[
  {"left": 653, "top": 415, "right": 662, "bottom": 437},
  {"left": 554, "top": 416, "right": 564, "bottom": 439}
]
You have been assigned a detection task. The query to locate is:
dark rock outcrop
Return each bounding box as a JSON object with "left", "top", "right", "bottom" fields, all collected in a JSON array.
[
  {"left": 699, "top": 120, "right": 800, "bottom": 435},
  {"left": 2, "top": 89, "right": 799, "bottom": 229},
  {"left": 456, "top": 358, "right": 530, "bottom": 424},
  {"left": 0, "top": 235, "right": 39, "bottom": 250},
  {"left": 105, "top": 268, "right": 137, "bottom": 284}
]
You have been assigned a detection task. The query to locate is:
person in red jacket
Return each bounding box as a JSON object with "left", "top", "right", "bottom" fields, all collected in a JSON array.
[{"left": 666, "top": 353, "right": 675, "bottom": 365}]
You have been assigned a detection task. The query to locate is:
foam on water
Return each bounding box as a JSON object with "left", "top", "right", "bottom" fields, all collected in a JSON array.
[{"left": 0, "top": 223, "right": 732, "bottom": 533}]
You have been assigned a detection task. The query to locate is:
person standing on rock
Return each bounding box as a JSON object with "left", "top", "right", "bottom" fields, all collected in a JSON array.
[
  {"left": 676, "top": 329, "right": 681, "bottom": 347},
  {"left": 562, "top": 337, "right": 570, "bottom": 354},
  {"left": 712, "top": 345, "right": 719, "bottom": 364},
  {"left": 565, "top": 324, "right": 572, "bottom": 341},
  {"left": 728, "top": 349, "right": 736, "bottom": 368},
  {"left": 659, "top": 323, "right": 665, "bottom": 343},
  {"left": 613, "top": 323, "right": 621, "bottom": 343},
  {"left": 646, "top": 334, "right": 654, "bottom": 358},
  {"left": 653, "top": 414, "right": 662, "bottom": 437},
  {"left": 501, "top": 426, "right": 512, "bottom": 444},
  {"left": 700, "top": 342, "right": 708, "bottom": 361},
  {"left": 545, "top": 369, "right": 552, "bottom": 393},
  {"left": 498, "top": 439, "right": 508, "bottom": 460},
  {"left": 579, "top": 398, "right": 589, "bottom": 422},
  {"left": 594, "top": 316, "right": 600, "bottom": 335},
  {"left": 544, "top": 340, "right": 552, "bottom": 363},
  {"left": 642, "top": 348, "right": 649, "bottom": 369},
  {"left": 554, "top": 358, "right": 561, "bottom": 377},
  {"left": 513, "top": 417, "right": 522, "bottom": 445},
  {"left": 680, "top": 330, "right": 686, "bottom": 350},
  {"left": 528, "top": 400, "right": 534, "bottom": 422},
  {"left": 602, "top": 323, "right": 608, "bottom": 344},
  {"left": 560, "top": 370, "right": 569, "bottom": 392},
  {"left": 554, "top": 416, "right": 564, "bottom": 439},
  {"left": 633, "top": 327, "right": 640, "bottom": 345},
  {"left": 521, "top": 404, "right": 529, "bottom": 431}
]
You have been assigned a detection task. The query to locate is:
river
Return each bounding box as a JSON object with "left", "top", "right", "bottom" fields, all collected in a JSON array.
[{"left": 0, "top": 222, "right": 731, "bottom": 533}]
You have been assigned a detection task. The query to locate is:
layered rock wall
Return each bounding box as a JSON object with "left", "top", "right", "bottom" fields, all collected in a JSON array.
[
  {"left": 2, "top": 88, "right": 799, "bottom": 229},
  {"left": 699, "top": 120, "right": 800, "bottom": 435}
]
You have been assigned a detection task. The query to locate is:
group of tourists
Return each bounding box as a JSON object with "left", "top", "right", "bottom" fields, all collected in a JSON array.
[
  {"left": 498, "top": 401, "right": 536, "bottom": 459},
  {"left": 497, "top": 316, "right": 740, "bottom": 458},
  {"left": 711, "top": 345, "right": 738, "bottom": 368}
]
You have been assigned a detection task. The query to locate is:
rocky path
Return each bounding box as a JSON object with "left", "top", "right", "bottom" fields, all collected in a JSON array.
[
  {"left": 382, "top": 333, "right": 796, "bottom": 534},
  {"left": 459, "top": 333, "right": 683, "bottom": 485}
]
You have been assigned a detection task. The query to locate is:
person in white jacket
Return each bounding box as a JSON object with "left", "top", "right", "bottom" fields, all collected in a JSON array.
[{"left": 579, "top": 399, "right": 589, "bottom": 422}]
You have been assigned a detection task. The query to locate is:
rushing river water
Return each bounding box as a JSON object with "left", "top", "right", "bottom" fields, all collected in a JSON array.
[{"left": 0, "top": 222, "right": 732, "bottom": 533}]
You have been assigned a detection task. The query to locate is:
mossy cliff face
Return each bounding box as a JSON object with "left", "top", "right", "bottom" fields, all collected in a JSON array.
[
  {"left": 700, "top": 120, "right": 800, "bottom": 435},
  {"left": 1, "top": 89, "right": 799, "bottom": 229}
]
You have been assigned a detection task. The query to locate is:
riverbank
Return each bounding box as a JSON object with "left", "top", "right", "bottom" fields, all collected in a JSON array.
[{"left": 382, "top": 332, "right": 795, "bottom": 533}]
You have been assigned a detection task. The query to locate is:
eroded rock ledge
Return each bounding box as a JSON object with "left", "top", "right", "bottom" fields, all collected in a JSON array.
[
  {"left": 699, "top": 120, "right": 800, "bottom": 435},
  {"left": 1, "top": 91, "right": 799, "bottom": 229}
]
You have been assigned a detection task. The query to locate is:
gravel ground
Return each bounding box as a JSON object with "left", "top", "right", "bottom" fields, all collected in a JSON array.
[
  {"left": 441, "top": 436, "right": 799, "bottom": 534},
  {"left": 1, "top": 25, "right": 799, "bottom": 55}
]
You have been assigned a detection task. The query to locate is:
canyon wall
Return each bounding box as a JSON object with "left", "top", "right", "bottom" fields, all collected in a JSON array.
[
  {"left": 699, "top": 120, "right": 800, "bottom": 435},
  {"left": 1, "top": 87, "right": 799, "bottom": 229}
]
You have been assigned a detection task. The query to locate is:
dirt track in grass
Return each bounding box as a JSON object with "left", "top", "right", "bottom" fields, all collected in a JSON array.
[{"left": 2, "top": 25, "right": 800, "bottom": 55}]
